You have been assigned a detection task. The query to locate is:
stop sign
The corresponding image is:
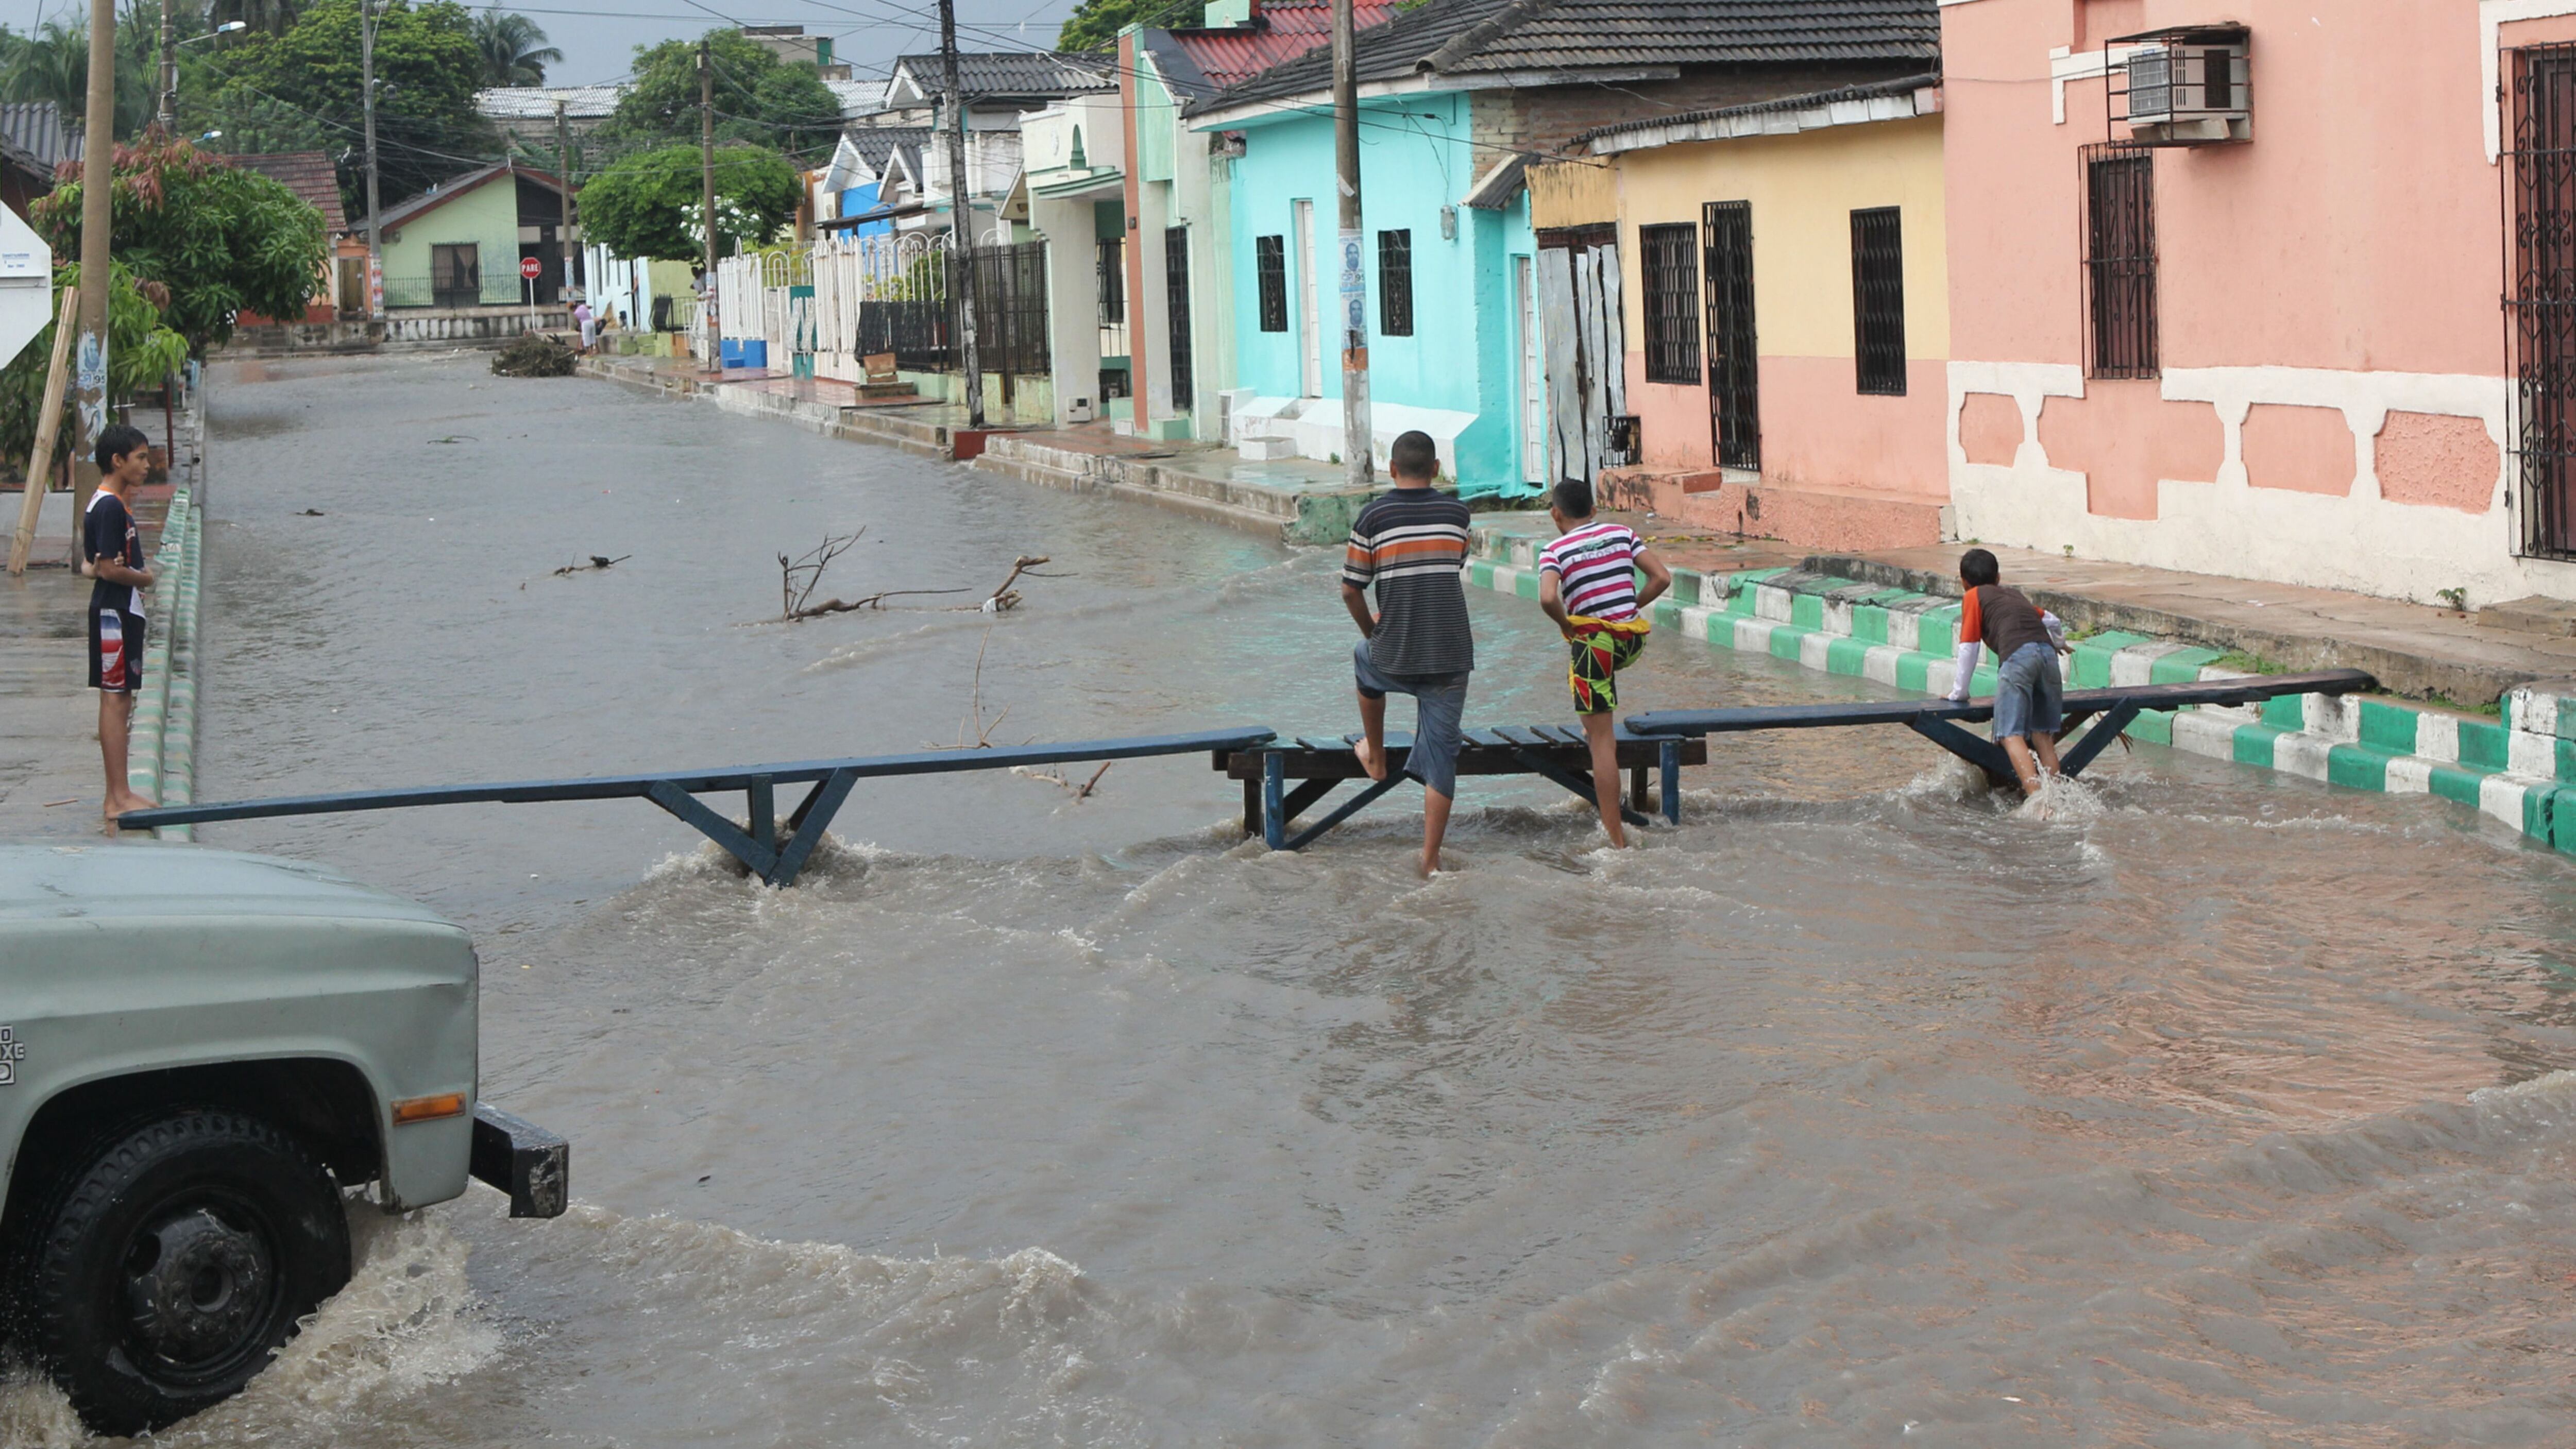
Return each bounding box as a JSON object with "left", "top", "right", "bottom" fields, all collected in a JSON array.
[{"left": 520, "top": 256, "right": 543, "bottom": 280}]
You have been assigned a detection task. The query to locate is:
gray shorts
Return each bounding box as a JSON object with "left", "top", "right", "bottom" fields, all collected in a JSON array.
[
  {"left": 1993, "top": 640, "right": 2063, "bottom": 741},
  {"left": 1353, "top": 640, "right": 1470, "bottom": 798}
]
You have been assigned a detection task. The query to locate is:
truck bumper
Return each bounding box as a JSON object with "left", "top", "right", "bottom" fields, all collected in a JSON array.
[{"left": 470, "top": 1102, "right": 570, "bottom": 1218}]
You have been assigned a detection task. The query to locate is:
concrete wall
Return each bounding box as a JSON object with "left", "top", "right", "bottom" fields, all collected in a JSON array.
[
  {"left": 381, "top": 178, "right": 523, "bottom": 307},
  {"left": 1613, "top": 113, "right": 1950, "bottom": 499},
  {"left": 1941, "top": 0, "right": 2576, "bottom": 606}
]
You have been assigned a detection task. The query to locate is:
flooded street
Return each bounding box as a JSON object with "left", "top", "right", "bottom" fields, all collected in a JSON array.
[{"left": 19, "top": 351, "right": 2576, "bottom": 1446}]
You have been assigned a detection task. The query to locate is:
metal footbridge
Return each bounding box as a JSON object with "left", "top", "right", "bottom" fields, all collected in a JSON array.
[{"left": 117, "top": 669, "right": 2375, "bottom": 885}]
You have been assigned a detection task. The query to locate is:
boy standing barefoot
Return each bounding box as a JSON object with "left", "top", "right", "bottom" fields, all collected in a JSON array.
[
  {"left": 1341, "top": 431, "right": 1473, "bottom": 876},
  {"left": 1535, "top": 478, "right": 1670, "bottom": 847},
  {"left": 84, "top": 424, "right": 158, "bottom": 823}
]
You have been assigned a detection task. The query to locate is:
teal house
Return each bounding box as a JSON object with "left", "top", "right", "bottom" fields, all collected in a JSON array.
[{"left": 1194, "top": 21, "right": 1545, "bottom": 495}]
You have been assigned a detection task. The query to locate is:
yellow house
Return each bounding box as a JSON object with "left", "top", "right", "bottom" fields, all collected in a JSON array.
[{"left": 1536, "top": 76, "right": 1950, "bottom": 550}]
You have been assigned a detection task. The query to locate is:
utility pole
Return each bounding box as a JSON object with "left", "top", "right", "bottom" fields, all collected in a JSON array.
[
  {"left": 361, "top": 0, "right": 383, "bottom": 319},
  {"left": 555, "top": 97, "right": 574, "bottom": 306},
  {"left": 71, "top": 0, "right": 115, "bottom": 520},
  {"left": 155, "top": 0, "right": 174, "bottom": 132},
  {"left": 937, "top": 0, "right": 984, "bottom": 430},
  {"left": 699, "top": 38, "right": 717, "bottom": 368},
  {"left": 1332, "top": 0, "right": 1369, "bottom": 487}
]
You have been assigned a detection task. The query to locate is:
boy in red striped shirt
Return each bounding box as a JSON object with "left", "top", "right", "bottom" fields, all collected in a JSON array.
[{"left": 1536, "top": 478, "right": 1671, "bottom": 847}]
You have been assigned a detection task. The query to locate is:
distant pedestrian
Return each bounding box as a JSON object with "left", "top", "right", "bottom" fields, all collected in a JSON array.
[
  {"left": 1945, "top": 547, "right": 2072, "bottom": 798},
  {"left": 1535, "top": 476, "right": 1670, "bottom": 847},
  {"left": 1342, "top": 430, "right": 1473, "bottom": 876},
  {"left": 83, "top": 423, "right": 158, "bottom": 824},
  {"left": 573, "top": 297, "right": 596, "bottom": 353}
]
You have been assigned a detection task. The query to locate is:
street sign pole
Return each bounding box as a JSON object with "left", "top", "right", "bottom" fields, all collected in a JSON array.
[{"left": 521, "top": 255, "right": 541, "bottom": 328}]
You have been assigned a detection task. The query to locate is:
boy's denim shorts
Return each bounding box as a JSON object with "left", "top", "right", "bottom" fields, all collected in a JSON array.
[
  {"left": 1993, "top": 640, "right": 2063, "bottom": 742},
  {"left": 1353, "top": 640, "right": 1470, "bottom": 797}
]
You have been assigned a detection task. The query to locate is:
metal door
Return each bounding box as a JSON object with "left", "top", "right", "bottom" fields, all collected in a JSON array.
[
  {"left": 1701, "top": 201, "right": 1759, "bottom": 470},
  {"left": 2508, "top": 44, "right": 2576, "bottom": 556}
]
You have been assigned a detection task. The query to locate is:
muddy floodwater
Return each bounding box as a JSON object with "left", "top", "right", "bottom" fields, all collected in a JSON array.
[{"left": 14, "top": 352, "right": 2576, "bottom": 1447}]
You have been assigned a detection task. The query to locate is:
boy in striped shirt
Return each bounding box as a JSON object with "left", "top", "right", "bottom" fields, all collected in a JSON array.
[
  {"left": 1536, "top": 478, "right": 1671, "bottom": 848},
  {"left": 1343, "top": 431, "right": 1475, "bottom": 876}
]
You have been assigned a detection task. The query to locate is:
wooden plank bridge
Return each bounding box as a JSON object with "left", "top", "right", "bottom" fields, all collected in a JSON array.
[{"left": 115, "top": 669, "right": 2376, "bottom": 883}]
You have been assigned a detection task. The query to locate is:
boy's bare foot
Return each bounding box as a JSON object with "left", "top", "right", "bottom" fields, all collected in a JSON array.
[
  {"left": 1417, "top": 849, "right": 1442, "bottom": 877},
  {"left": 1354, "top": 738, "right": 1388, "bottom": 782}
]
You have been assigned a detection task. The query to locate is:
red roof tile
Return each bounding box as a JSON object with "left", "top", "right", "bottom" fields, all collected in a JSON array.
[
  {"left": 222, "top": 150, "right": 348, "bottom": 233},
  {"left": 1173, "top": 0, "right": 1403, "bottom": 90}
]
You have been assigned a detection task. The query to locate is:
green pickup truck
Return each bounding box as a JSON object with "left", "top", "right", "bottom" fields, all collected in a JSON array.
[{"left": 0, "top": 842, "right": 567, "bottom": 1435}]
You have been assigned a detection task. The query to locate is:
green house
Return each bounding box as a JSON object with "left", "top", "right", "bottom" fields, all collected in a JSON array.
[{"left": 363, "top": 162, "right": 580, "bottom": 310}]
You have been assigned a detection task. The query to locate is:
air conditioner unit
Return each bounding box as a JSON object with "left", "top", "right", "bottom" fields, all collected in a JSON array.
[{"left": 2114, "top": 27, "right": 2250, "bottom": 145}]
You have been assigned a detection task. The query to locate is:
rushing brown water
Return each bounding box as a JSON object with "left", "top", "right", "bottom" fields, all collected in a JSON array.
[{"left": 11, "top": 352, "right": 2576, "bottom": 1447}]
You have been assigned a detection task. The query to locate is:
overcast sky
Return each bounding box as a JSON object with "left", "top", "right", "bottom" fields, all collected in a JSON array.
[{"left": 5, "top": 0, "right": 1080, "bottom": 90}]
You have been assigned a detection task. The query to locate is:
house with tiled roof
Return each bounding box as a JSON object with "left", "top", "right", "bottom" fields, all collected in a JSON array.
[
  {"left": 352, "top": 161, "right": 580, "bottom": 310},
  {"left": 222, "top": 151, "right": 350, "bottom": 323},
  {"left": 1180, "top": 0, "right": 1937, "bottom": 492}
]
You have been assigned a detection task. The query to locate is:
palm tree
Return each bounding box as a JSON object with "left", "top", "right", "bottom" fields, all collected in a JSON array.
[
  {"left": 1, "top": 21, "right": 95, "bottom": 116},
  {"left": 473, "top": 11, "right": 559, "bottom": 88}
]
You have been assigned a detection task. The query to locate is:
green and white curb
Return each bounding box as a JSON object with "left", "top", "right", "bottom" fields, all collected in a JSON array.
[
  {"left": 125, "top": 476, "right": 201, "bottom": 843},
  {"left": 1464, "top": 524, "right": 2576, "bottom": 853}
]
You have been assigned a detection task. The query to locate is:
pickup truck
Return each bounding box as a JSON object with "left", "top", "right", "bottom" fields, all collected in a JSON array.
[{"left": 0, "top": 842, "right": 567, "bottom": 1435}]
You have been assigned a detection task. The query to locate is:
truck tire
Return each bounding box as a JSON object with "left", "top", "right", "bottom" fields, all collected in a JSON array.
[{"left": 16, "top": 1110, "right": 351, "bottom": 1436}]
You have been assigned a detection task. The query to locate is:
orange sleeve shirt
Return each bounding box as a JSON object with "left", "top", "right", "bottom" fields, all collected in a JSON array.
[{"left": 1958, "top": 587, "right": 1983, "bottom": 650}]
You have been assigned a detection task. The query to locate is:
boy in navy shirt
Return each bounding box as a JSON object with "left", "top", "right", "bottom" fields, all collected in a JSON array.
[{"left": 82, "top": 424, "right": 157, "bottom": 822}]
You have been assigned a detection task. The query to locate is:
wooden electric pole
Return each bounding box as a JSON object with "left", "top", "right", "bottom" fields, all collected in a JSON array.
[
  {"left": 70, "top": 0, "right": 116, "bottom": 521},
  {"left": 1332, "top": 0, "right": 1369, "bottom": 487},
  {"left": 699, "top": 38, "right": 718, "bottom": 368},
  {"left": 361, "top": 0, "right": 383, "bottom": 318},
  {"left": 937, "top": 0, "right": 984, "bottom": 430},
  {"left": 556, "top": 97, "right": 574, "bottom": 306}
]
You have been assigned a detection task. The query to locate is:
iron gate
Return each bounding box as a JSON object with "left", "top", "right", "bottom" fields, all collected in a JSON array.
[
  {"left": 2509, "top": 43, "right": 2576, "bottom": 558},
  {"left": 1702, "top": 201, "right": 1759, "bottom": 470}
]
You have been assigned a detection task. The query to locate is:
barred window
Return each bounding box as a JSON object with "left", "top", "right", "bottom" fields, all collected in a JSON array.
[
  {"left": 1849, "top": 207, "right": 1906, "bottom": 396},
  {"left": 1256, "top": 234, "right": 1287, "bottom": 333},
  {"left": 1639, "top": 222, "right": 1701, "bottom": 384},
  {"left": 1377, "top": 229, "right": 1413, "bottom": 336},
  {"left": 1096, "top": 237, "right": 1124, "bottom": 325},
  {"left": 2084, "top": 145, "right": 2157, "bottom": 379}
]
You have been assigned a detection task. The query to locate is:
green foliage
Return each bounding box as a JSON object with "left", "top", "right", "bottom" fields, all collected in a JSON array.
[
  {"left": 34, "top": 132, "right": 327, "bottom": 353},
  {"left": 2211, "top": 649, "right": 2288, "bottom": 677},
  {"left": 577, "top": 140, "right": 798, "bottom": 262},
  {"left": 1055, "top": 0, "right": 1202, "bottom": 53},
  {"left": 0, "top": 261, "right": 189, "bottom": 473},
  {"left": 472, "top": 11, "right": 558, "bottom": 88},
  {"left": 202, "top": 0, "right": 503, "bottom": 213},
  {"left": 600, "top": 30, "right": 843, "bottom": 161}
]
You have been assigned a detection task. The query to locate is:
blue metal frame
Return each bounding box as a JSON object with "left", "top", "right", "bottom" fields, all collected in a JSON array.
[{"left": 117, "top": 727, "right": 1278, "bottom": 887}]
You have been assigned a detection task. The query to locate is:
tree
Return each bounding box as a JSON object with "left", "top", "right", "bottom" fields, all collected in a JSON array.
[
  {"left": 204, "top": 0, "right": 503, "bottom": 214},
  {"left": 578, "top": 140, "right": 798, "bottom": 261},
  {"left": 599, "top": 29, "right": 842, "bottom": 162},
  {"left": 0, "top": 6, "right": 157, "bottom": 138},
  {"left": 0, "top": 261, "right": 188, "bottom": 474},
  {"left": 472, "top": 11, "right": 559, "bottom": 88},
  {"left": 33, "top": 131, "right": 327, "bottom": 354},
  {"left": 1055, "top": 0, "right": 1201, "bottom": 53}
]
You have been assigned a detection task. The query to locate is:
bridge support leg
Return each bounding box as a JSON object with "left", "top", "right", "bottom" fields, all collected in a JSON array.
[
  {"left": 644, "top": 779, "right": 778, "bottom": 879},
  {"left": 748, "top": 778, "right": 775, "bottom": 851},
  {"left": 1512, "top": 749, "right": 1651, "bottom": 829},
  {"left": 1262, "top": 753, "right": 1286, "bottom": 850},
  {"left": 767, "top": 766, "right": 859, "bottom": 887},
  {"left": 2057, "top": 701, "right": 2143, "bottom": 780},
  {"left": 1905, "top": 715, "right": 2019, "bottom": 789},
  {"left": 1283, "top": 775, "right": 1406, "bottom": 850},
  {"left": 1659, "top": 738, "right": 1681, "bottom": 824}
]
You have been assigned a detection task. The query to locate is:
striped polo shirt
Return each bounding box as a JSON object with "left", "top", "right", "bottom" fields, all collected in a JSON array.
[
  {"left": 1537, "top": 520, "right": 1643, "bottom": 622},
  {"left": 1343, "top": 486, "right": 1475, "bottom": 676}
]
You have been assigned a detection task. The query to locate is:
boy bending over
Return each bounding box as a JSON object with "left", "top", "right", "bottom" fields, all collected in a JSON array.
[
  {"left": 1342, "top": 431, "right": 1475, "bottom": 876},
  {"left": 1536, "top": 478, "right": 1670, "bottom": 847},
  {"left": 1946, "top": 547, "right": 2070, "bottom": 797}
]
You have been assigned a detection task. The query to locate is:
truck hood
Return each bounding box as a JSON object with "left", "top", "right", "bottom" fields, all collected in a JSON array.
[{"left": 0, "top": 843, "right": 460, "bottom": 931}]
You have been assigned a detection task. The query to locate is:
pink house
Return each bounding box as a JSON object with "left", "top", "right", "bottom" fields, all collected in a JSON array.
[{"left": 1942, "top": 1, "right": 2576, "bottom": 608}]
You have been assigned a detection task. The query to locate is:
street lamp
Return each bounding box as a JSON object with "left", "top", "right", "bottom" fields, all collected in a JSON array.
[
  {"left": 159, "top": 20, "right": 247, "bottom": 133},
  {"left": 181, "top": 21, "right": 249, "bottom": 44}
]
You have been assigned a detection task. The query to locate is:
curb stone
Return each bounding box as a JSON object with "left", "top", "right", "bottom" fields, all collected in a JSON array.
[{"left": 1465, "top": 523, "right": 2576, "bottom": 854}]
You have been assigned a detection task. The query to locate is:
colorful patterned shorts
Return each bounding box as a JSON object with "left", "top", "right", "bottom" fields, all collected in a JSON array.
[{"left": 1566, "top": 616, "right": 1650, "bottom": 714}]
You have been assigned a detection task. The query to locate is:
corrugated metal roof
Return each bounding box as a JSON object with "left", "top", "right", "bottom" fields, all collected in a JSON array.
[
  {"left": 1206, "top": 0, "right": 1934, "bottom": 110},
  {"left": 1576, "top": 71, "right": 1937, "bottom": 150},
  {"left": 887, "top": 51, "right": 1116, "bottom": 103},
  {"left": 473, "top": 84, "right": 625, "bottom": 121},
  {"left": 224, "top": 150, "right": 348, "bottom": 232},
  {"left": 0, "top": 101, "right": 76, "bottom": 175}
]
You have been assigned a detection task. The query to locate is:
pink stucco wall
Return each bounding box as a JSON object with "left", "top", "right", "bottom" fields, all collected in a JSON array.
[
  {"left": 1629, "top": 355, "right": 1948, "bottom": 499},
  {"left": 2242, "top": 404, "right": 2355, "bottom": 495},
  {"left": 2378, "top": 412, "right": 2500, "bottom": 513},
  {"left": 1945, "top": 0, "right": 2503, "bottom": 378}
]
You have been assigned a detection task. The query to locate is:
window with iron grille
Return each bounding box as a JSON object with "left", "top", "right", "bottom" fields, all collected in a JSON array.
[
  {"left": 1256, "top": 234, "right": 1287, "bottom": 332},
  {"left": 1164, "top": 225, "right": 1193, "bottom": 411},
  {"left": 1701, "top": 202, "right": 1759, "bottom": 469},
  {"left": 1377, "top": 229, "right": 1413, "bottom": 336},
  {"left": 1849, "top": 207, "right": 1906, "bottom": 396},
  {"left": 2083, "top": 144, "right": 2158, "bottom": 379},
  {"left": 2509, "top": 43, "right": 2576, "bottom": 558},
  {"left": 1096, "top": 237, "right": 1125, "bottom": 326},
  {"left": 1639, "top": 223, "right": 1701, "bottom": 384}
]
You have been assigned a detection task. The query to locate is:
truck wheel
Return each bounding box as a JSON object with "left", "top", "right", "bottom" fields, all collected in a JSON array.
[{"left": 17, "top": 1110, "right": 351, "bottom": 1436}]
